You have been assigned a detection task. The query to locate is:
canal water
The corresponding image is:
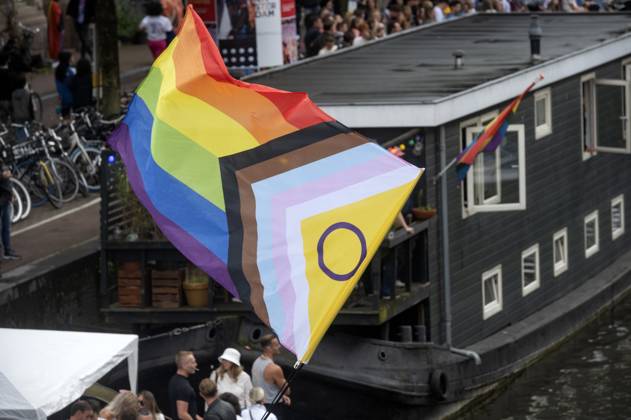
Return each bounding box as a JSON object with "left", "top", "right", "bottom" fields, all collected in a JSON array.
[{"left": 459, "top": 294, "right": 631, "bottom": 420}]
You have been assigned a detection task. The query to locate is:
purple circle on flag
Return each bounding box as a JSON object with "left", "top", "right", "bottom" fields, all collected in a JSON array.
[{"left": 317, "top": 222, "right": 367, "bottom": 281}]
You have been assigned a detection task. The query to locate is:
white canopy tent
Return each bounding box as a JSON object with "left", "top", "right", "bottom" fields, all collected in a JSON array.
[{"left": 0, "top": 328, "right": 138, "bottom": 419}]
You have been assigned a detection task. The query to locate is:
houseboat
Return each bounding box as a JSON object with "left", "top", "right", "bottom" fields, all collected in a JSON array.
[{"left": 101, "top": 12, "right": 631, "bottom": 419}]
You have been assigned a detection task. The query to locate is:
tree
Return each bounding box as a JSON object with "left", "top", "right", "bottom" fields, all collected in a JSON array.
[{"left": 95, "top": 0, "right": 120, "bottom": 117}]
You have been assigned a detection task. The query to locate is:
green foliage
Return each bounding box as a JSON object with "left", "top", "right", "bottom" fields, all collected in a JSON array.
[
  {"left": 113, "top": 165, "right": 163, "bottom": 241},
  {"left": 185, "top": 266, "right": 209, "bottom": 285},
  {"left": 116, "top": 0, "right": 144, "bottom": 43}
]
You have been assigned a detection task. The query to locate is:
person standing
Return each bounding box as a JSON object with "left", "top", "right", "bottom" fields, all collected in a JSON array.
[
  {"left": 139, "top": 2, "right": 173, "bottom": 59},
  {"left": 66, "top": 0, "right": 95, "bottom": 58},
  {"left": 168, "top": 351, "right": 200, "bottom": 420},
  {"left": 70, "top": 57, "right": 93, "bottom": 109},
  {"left": 0, "top": 165, "right": 18, "bottom": 260},
  {"left": 210, "top": 348, "right": 253, "bottom": 411},
  {"left": 138, "top": 390, "right": 165, "bottom": 420},
  {"left": 199, "top": 378, "right": 236, "bottom": 420},
  {"left": 54, "top": 51, "right": 76, "bottom": 118},
  {"left": 241, "top": 388, "right": 277, "bottom": 420},
  {"left": 47, "top": 0, "right": 64, "bottom": 61},
  {"left": 251, "top": 335, "right": 290, "bottom": 418}
]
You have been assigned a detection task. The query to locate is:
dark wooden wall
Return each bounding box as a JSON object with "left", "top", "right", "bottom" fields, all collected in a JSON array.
[{"left": 429, "top": 56, "right": 631, "bottom": 347}]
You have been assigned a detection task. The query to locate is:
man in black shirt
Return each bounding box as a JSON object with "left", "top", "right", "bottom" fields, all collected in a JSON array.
[
  {"left": 199, "top": 378, "right": 236, "bottom": 420},
  {"left": 168, "top": 350, "right": 200, "bottom": 420}
]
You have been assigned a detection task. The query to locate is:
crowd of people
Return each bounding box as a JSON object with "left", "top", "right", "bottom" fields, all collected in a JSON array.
[
  {"left": 66, "top": 334, "right": 290, "bottom": 420},
  {"left": 299, "top": 0, "right": 617, "bottom": 58}
]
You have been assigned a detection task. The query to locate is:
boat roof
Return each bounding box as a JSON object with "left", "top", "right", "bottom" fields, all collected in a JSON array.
[{"left": 246, "top": 13, "right": 631, "bottom": 127}]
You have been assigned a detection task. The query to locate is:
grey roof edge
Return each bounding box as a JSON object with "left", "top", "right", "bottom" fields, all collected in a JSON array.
[
  {"left": 314, "top": 24, "right": 631, "bottom": 107},
  {"left": 318, "top": 30, "right": 631, "bottom": 127}
]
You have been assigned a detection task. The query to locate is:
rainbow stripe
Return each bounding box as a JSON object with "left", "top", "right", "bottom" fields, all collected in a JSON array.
[{"left": 109, "top": 5, "right": 422, "bottom": 362}]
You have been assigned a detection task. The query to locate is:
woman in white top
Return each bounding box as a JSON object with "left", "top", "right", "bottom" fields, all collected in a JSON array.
[
  {"left": 241, "top": 387, "right": 277, "bottom": 420},
  {"left": 210, "top": 348, "right": 253, "bottom": 410},
  {"left": 138, "top": 2, "right": 173, "bottom": 59}
]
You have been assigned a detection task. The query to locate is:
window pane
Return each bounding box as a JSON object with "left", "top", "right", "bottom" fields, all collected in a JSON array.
[
  {"left": 596, "top": 84, "right": 626, "bottom": 149},
  {"left": 499, "top": 131, "right": 520, "bottom": 203},
  {"left": 472, "top": 127, "right": 499, "bottom": 205},
  {"left": 554, "top": 237, "right": 565, "bottom": 265},
  {"left": 484, "top": 276, "right": 497, "bottom": 306},
  {"left": 613, "top": 203, "right": 622, "bottom": 230},
  {"left": 483, "top": 152, "right": 498, "bottom": 200},
  {"left": 535, "top": 98, "right": 546, "bottom": 127},
  {"left": 582, "top": 81, "right": 595, "bottom": 152},
  {"left": 523, "top": 253, "right": 537, "bottom": 287},
  {"left": 586, "top": 220, "right": 596, "bottom": 248}
]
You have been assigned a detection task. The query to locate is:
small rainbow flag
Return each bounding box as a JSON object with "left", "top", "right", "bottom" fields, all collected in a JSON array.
[
  {"left": 456, "top": 77, "right": 542, "bottom": 181},
  {"left": 109, "top": 5, "right": 422, "bottom": 363}
]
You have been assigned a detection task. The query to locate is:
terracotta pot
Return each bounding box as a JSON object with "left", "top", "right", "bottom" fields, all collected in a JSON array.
[
  {"left": 412, "top": 208, "right": 437, "bottom": 221},
  {"left": 183, "top": 281, "right": 209, "bottom": 307}
]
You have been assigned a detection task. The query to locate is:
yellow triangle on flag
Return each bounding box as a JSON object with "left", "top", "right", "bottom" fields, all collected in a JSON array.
[{"left": 298, "top": 171, "right": 423, "bottom": 362}]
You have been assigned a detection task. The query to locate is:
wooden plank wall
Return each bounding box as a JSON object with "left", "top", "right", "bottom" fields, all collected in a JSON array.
[{"left": 432, "top": 57, "right": 631, "bottom": 347}]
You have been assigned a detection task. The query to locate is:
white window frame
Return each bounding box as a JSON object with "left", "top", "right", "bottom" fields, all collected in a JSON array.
[
  {"left": 581, "top": 70, "right": 631, "bottom": 158},
  {"left": 581, "top": 73, "right": 597, "bottom": 161},
  {"left": 460, "top": 111, "right": 499, "bottom": 219},
  {"left": 521, "top": 244, "right": 540, "bottom": 297},
  {"left": 611, "top": 194, "right": 625, "bottom": 240},
  {"left": 553, "top": 228, "right": 569, "bottom": 277},
  {"left": 482, "top": 265, "right": 503, "bottom": 320},
  {"left": 463, "top": 124, "right": 526, "bottom": 215},
  {"left": 534, "top": 88, "right": 552, "bottom": 140},
  {"left": 584, "top": 210, "right": 600, "bottom": 258}
]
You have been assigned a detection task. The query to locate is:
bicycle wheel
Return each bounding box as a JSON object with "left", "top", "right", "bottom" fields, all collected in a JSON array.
[
  {"left": 10, "top": 177, "right": 31, "bottom": 220},
  {"left": 17, "top": 164, "right": 48, "bottom": 208},
  {"left": 71, "top": 146, "right": 101, "bottom": 192},
  {"left": 46, "top": 158, "right": 79, "bottom": 203},
  {"left": 36, "top": 161, "right": 64, "bottom": 209},
  {"left": 30, "top": 92, "right": 43, "bottom": 122},
  {"left": 10, "top": 187, "right": 22, "bottom": 224}
]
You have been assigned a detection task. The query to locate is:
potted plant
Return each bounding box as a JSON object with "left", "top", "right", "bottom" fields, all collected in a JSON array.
[
  {"left": 411, "top": 188, "right": 437, "bottom": 221},
  {"left": 183, "top": 265, "right": 209, "bottom": 307}
]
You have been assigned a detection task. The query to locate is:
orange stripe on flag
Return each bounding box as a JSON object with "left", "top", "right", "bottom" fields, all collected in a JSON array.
[{"left": 173, "top": 9, "right": 300, "bottom": 144}]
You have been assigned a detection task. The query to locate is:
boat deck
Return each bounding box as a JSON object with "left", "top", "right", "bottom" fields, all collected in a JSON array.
[{"left": 101, "top": 280, "right": 431, "bottom": 326}]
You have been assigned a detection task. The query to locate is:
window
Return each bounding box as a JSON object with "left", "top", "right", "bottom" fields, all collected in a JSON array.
[
  {"left": 482, "top": 265, "right": 503, "bottom": 319},
  {"left": 611, "top": 194, "right": 625, "bottom": 240},
  {"left": 581, "top": 72, "right": 630, "bottom": 160},
  {"left": 534, "top": 88, "right": 552, "bottom": 139},
  {"left": 461, "top": 120, "right": 526, "bottom": 217},
  {"left": 461, "top": 112, "right": 497, "bottom": 218},
  {"left": 521, "top": 244, "right": 540, "bottom": 296},
  {"left": 584, "top": 210, "right": 599, "bottom": 258},
  {"left": 553, "top": 228, "right": 568, "bottom": 277}
]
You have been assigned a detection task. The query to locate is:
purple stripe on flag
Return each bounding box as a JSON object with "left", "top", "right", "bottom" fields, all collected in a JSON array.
[
  {"left": 108, "top": 123, "right": 239, "bottom": 297},
  {"left": 484, "top": 120, "right": 509, "bottom": 153}
]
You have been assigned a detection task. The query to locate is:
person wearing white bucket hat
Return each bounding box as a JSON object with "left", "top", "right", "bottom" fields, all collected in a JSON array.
[{"left": 210, "top": 348, "right": 253, "bottom": 410}]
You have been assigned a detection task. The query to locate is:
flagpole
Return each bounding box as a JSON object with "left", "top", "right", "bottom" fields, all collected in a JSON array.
[
  {"left": 261, "top": 362, "right": 305, "bottom": 420},
  {"left": 433, "top": 156, "right": 458, "bottom": 183}
]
